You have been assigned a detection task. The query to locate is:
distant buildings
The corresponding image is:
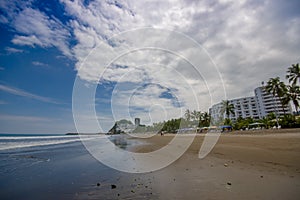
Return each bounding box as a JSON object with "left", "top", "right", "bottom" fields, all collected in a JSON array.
[
  {"left": 108, "top": 118, "right": 143, "bottom": 134},
  {"left": 135, "top": 118, "right": 140, "bottom": 126},
  {"left": 209, "top": 86, "right": 292, "bottom": 123}
]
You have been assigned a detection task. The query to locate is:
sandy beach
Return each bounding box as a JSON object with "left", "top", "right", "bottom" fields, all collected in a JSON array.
[
  {"left": 123, "top": 128, "right": 300, "bottom": 200},
  {"left": 1, "top": 129, "right": 299, "bottom": 200}
]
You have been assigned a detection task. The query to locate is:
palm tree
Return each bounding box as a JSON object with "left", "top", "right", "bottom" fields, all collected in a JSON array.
[
  {"left": 200, "top": 112, "right": 211, "bottom": 127},
  {"left": 265, "top": 77, "right": 287, "bottom": 126},
  {"left": 283, "top": 85, "right": 300, "bottom": 113},
  {"left": 190, "top": 110, "right": 197, "bottom": 121},
  {"left": 184, "top": 109, "right": 191, "bottom": 121},
  {"left": 286, "top": 63, "right": 300, "bottom": 86},
  {"left": 265, "top": 77, "right": 288, "bottom": 110},
  {"left": 265, "top": 77, "right": 287, "bottom": 97},
  {"left": 194, "top": 110, "right": 202, "bottom": 122},
  {"left": 221, "top": 100, "right": 235, "bottom": 120}
]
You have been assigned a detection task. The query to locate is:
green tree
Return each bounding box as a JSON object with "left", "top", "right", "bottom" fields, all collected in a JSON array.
[
  {"left": 259, "top": 117, "right": 270, "bottom": 129},
  {"left": 265, "top": 77, "right": 288, "bottom": 126},
  {"left": 200, "top": 112, "right": 210, "bottom": 127},
  {"left": 190, "top": 110, "right": 197, "bottom": 121},
  {"left": 224, "top": 118, "right": 232, "bottom": 126},
  {"left": 283, "top": 85, "right": 300, "bottom": 113},
  {"left": 161, "top": 118, "right": 182, "bottom": 133},
  {"left": 184, "top": 109, "right": 191, "bottom": 121},
  {"left": 280, "top": 114, "right": 297, "bottom": 128},
  {"left": 266, "top": 112, "right": 277, "bottom": 128},
  {"left": 191, "top": 110, "right": 201, "bottom": 123},
  {"left": 286, "top": 63, "right": 300, "bottom": 86},
  {"left": 234, "top": 117, "right": 255, "bottom": 130},
  {"left": 221, "top": 100, "right": 235, "bottom": 120},
  {"left": 265, "top": 77, "right": 287, "bottom": 98}
]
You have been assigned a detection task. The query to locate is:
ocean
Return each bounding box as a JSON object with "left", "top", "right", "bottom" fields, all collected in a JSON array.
[
  {"left": 0, "top": 133, "right": 97, "bottom": 151},
  {"left": 0, "top": 134, "right": 154, "bottom": 200},
  {"left": 0, "top": 134, "right": 155, "bottom": 200}
]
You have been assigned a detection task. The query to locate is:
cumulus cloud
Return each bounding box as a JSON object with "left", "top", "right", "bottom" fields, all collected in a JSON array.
[
  {"left": 61, "top": 0, "right": 300, "bottom": 129},
  {"left": 12, "top": 8, "right": 72, "bottom": 57},
  {"left": 0, "top": 2, "right": 73, "bottom": 58},
  {"left": 1, "top": 0, "right": 299, "bottom": 130}
]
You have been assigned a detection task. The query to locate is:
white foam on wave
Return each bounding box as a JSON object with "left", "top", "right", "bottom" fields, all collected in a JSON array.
[
  {"left": 0, "top": 135, "right": 105, "bottom": 151},
  {"left": 0, "top": 135, "right": 79, "bottom": 140}
]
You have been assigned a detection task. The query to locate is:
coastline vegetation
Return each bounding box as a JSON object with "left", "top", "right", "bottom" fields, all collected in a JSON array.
[
  {"left": 109, "top": 63, "right": 299, "bottom": 134},
  {"left": 219, "top": 63, "right": 300, "bottom": 130},
  {"left": 149, "top": 63, "right": 300, "bottom": 132}
]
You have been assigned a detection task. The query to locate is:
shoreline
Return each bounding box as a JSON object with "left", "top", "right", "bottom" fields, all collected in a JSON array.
[{"left": 1, "top": 129, "right": 299, "bottom": 199}]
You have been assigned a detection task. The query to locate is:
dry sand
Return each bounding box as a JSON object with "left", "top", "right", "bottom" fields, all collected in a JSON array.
[
  {"left": 129, "top": 128, "right": 300, "bottom": 200},
  {"left": 78, "top": 129, "right": 300, "bottom": 200}
]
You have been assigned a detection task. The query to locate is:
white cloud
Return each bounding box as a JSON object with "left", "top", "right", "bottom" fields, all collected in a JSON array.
[
  {"left": 9, "top": 7, "right": 72, "bottom": 57},
  {"left": 32, "top": 61, "right": 49, "bottom": 67},
  {"left": 0, "top": 0, "right": 32, "bottom": 22},
  {"left": 12, "top": 35, "right": 43, "bottom": 47},
  {"left": 0, "top": 84, "right": 61, "bottom": 104},
  {"left": 1, "top": 0, "right": 299, "bottom": 130},
  {"left": 5, "top": 47, "right": 24, "bottom": 53}
]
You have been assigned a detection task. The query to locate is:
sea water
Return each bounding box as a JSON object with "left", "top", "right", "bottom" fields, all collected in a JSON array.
[
  {"left": 0, "top": 134, "right": 92, "bottom": 151},
  {"left": 0, "top": 134, "right": 134, "bottom": 199}
]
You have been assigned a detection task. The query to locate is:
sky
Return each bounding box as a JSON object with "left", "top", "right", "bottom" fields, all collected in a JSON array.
[{"left": 0, "top": 0, "right": 299, "bottom": 134}]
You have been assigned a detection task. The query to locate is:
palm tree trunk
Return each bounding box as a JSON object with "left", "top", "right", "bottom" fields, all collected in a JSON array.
[
  {"left": 281, "top": 101, "right": 286, "bottom": 115},
  {"left": 272, "top": 94, "right": 280, "bottom": 127}
]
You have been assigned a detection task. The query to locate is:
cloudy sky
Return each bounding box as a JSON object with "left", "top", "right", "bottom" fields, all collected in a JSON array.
[{"left": 0, "top": 0, "right": 299, "bottom": 133}]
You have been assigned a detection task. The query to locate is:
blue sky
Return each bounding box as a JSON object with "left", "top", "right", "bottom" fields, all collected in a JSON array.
[{"left": 0, "top": 0, "right": 299, "bottom": 134}]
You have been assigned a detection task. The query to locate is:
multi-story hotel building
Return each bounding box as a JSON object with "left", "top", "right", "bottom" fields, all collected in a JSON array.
[
  {"left": 254, "top": 87, "right": 291, "bottom": 117},
  {"left": 209, "top": 86, "right": 292, "bottom": 123}
]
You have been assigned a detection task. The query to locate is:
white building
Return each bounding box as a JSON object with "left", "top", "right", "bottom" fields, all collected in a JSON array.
[
  {"left": 135, "top": 118, "right": 141, "bottom": 126},
  {"left": 254, "top": 87, "right": 291, "bottom": 117},
  {"left": 209, "top": 96, "right": 260, "bottom": 124},
  {"left": 209, "top": 86, "right": 292, "bottom": 123}
]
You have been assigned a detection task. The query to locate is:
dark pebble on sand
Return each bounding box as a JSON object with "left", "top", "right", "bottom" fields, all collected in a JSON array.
[
  {"left": 227, "top": 182, "right": 232, "bottom": 185},
  {"left": 97, "top": 183, "right": 100, "bottom": 186},
  {"left": 260, "top": 175, "right": 263, "bottom": 178},
  {"left": 111, "top": 184, "right": 116, "bottom": 189}
]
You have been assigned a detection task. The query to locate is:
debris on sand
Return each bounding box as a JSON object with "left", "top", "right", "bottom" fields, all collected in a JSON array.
[{"left": 111, "top": 184, "right": 116, "bottom": 189}]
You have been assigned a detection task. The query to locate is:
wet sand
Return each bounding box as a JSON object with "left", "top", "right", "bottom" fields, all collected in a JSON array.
[{"left": 3, "top": 130, "right": 298, "bottom": 199}]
